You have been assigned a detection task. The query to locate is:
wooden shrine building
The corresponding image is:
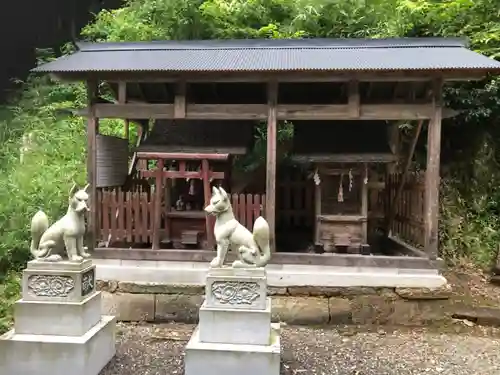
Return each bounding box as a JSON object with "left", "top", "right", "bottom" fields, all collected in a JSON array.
[{"left": 33, "top": 37, "right": 500, "bottom": 272}]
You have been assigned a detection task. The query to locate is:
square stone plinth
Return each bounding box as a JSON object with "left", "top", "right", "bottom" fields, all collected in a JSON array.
[
  {"left": 14, "top": 291, "right": 102, "bottom": 337},
  {"left": 205, "top": 267, "right": 267, "bottom": 310},
  {"left": 22, "top": 260, "right": 96, "bottom": 303},
  {"left": 199, "top": 297, "right": 272, "bottom": 346},
  {"left": 0, "top": 315, "right": 116, "bottom": 375},
  {"left": 185, "top": 323, "right": 281, "bottom": 375}
]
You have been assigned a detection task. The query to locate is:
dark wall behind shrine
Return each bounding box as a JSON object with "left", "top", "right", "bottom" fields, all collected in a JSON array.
[{"left": 0, "top": 0, "right": 122, "bottom": 102}]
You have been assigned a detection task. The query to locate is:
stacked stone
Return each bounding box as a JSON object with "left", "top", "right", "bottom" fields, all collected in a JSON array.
[
  {"left": 0, "top": 259, "right": 116, "bottom": 375},
  {"left": 185, "top": 267, "right": 281, "bottom": 375}
]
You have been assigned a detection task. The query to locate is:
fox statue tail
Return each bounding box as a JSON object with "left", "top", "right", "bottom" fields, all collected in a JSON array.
[
  {"left": 30, "top": 210, "right": 50, "bottom": 258},
  {"left": 252, "top": 216, "right": 271, "bottom": 267}
]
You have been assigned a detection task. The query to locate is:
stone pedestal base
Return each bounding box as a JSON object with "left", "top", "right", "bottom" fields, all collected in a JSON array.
[
  {"left": 0, "top": 316, "right": 116, "bottom": 375},
  {"left": 185, "top": 323, "right": 281, "bottom": 375},
  {"left": 0, "top": 259, "right": 116, "bottom": 375},
  {"left": 199, "top": 298, "right": 272, "bottom": 345},
  {"left": 184, "top": 266, "right": 281, "bottom": 375}
]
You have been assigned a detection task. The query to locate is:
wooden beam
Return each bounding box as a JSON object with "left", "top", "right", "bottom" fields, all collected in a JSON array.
[
  {"left": 152, "top": 159, "right": 164, "bottom": 250},
  {"left": 424, "top": 79, "right": 443, "bottom": 260},
  {"left": 142, "top": 170, "right": 225, "bottom": 180},
  {"left": 53, "top": 70, "right": 492, "bottom": 84},
  {"left": 386, "top": 119, "right": 425, "bottom": 235},
  {"left": 266, "top": 81, "right": 278, "bottom": 252},
  {"left": 136, "top": 152, "right": 229, "bottom": 161},
  {"left": 387, "top": 235, "right": 429, "bottom": 258},
  {"left": 93, "top": 248, "right": 443, "bottom": 269},
  {"left": 92, "top": 103, "right": 438, "bottom": 120},
  {"left": 291, "top": 153, "right": 398, "bottom": 164},
  {"left": 86, "top": 80, "right": 99, "bottom": 253},
  {"left": 174, "top": 81, "right": 186, "bottom": 118}
]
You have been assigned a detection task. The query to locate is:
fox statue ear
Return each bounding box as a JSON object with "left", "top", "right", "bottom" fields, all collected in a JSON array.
[
  {"left": 212, "top": 186, "right": 219, "bottom": 196},
  {"left": 218, "top": 187, "right": 228, "bottom": 200},
  {"left": 83, "top": 183, "right": 90, "bottom": 193},
  {"left": 69, "top": 182, "right": 78, "bottom": 197}
]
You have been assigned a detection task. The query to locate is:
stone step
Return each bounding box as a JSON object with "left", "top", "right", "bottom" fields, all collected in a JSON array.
[
  {"left": 14, "top": 291, "right": 102, "bottom": 337},
  {"left": 199, "top": 298, "right": 272, "bottom": 346}
]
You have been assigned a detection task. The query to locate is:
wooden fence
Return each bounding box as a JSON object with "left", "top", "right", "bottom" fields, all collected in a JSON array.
[
  {"left": 277, "top": 170, "right": 315, "bottom": 228},
  {"left": 230, "top": 193, "right": 266, "bottom": 230},
  {"left": 96, "top": 187, "right": 265, "bottom": 246},
  {"left": 386, "top": 171, "right": 425, "bottom": 248}
]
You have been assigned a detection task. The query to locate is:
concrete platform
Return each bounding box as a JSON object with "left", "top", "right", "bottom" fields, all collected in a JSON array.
[
  {"left": 94, "top": 259, "right": 447, "bottom": 288},
  {"left": 185, "top": 323, "right": 281, "bottom": 375},
  {"left": 0, "top": 315, "right": 116, "bottom": 375}
]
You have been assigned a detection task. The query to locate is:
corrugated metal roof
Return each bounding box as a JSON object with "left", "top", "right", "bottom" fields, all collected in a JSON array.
[{"left": 32, "top": 37, "right": 500, "bottom": 73}]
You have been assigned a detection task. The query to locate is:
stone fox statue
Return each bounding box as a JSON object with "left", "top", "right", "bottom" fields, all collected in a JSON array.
[
  {"left": 204, "top": 186, "right": 271, "bottom": 268},
  {"left": 30, "top": 183, "right": 91, "bottom": 262}
]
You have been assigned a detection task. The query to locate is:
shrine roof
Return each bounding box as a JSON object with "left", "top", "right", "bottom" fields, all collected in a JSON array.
[{"left": 32, "top": 37, "right": 500, "bottom": 76}]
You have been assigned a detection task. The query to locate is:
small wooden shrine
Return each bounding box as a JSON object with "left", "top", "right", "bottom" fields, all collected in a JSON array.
[
  {"left": 291, "top": 120, "right": 397, "bottom": 254},
  {"left": 31, "top": 37, "right": 500, "bottom": 271}
]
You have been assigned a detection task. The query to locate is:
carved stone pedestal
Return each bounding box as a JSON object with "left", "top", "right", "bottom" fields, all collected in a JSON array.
[
  {"left": 0, "top": 259, "right": 116, "bottom": 375},
  {"left": 185, "top": 267, "right": 281, "bottom": 375}
]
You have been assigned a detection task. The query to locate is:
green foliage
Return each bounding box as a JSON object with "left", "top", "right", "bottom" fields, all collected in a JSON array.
[
  {"left": 0, "top": 0, "right": 499, "bottom": 278},
  {"left": 0, "top": 272, "right": 20, "bottom": 334}
]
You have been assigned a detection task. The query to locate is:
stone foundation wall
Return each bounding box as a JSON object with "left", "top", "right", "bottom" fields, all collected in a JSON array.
[{"left": 98, "top": 280, "right": 473, "bottom": 326}]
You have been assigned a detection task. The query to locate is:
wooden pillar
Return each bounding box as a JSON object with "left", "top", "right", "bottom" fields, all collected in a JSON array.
[
  {"left": 152, "top": 158, "right": 164, "bottom": 250},
  {"left": 361, "top": 163, "right": 368, "bottom": 244},
  {"left": 86, "top": 80, "right": 99, "bottom": 252},
  {"left": 314, "top": 177, "right": 321, "bottom": 245},
  {"left": 266, "top": 81, "right": 278, "bottom": 252},
  {"left": 424, "top": 79, "right": 443, "bottom": 260},
  {"left": 174, "top": 81, "right": 186, "bottom": 119},
  {"left": 201, "top": 159, "right": 215, "bottom": 249},
  {"left": 118, "top": 81, "right": 129, "bottom": 140}
]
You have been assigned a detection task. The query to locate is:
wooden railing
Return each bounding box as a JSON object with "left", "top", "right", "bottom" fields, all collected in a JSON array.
[
  {"left": 96, "top": 187, "right": 265, "bottom": 246},
  {"left": 386, "top": 171, "right": 425, "bottom": 248}
]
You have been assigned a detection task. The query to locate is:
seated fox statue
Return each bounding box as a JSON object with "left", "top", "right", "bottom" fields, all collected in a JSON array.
[
  {"left": 204, "top": 186, "right": 271, "bottom": 268},
  {"left": 30, "top": 183, "right": 91, "bottom": 262}
]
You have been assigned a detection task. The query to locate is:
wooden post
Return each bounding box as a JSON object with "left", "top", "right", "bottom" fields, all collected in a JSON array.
[
  {"left": 118, "top": 81, "right": 129, "bottom": 140},
  {"left": 361, "top": 163, "right": 368, "bottom": 244},
  {"left": 174, "top": 81, "right": 186, "bottom": 119},
  {"left": 424, "top": 79, "right": 443, "bottom": 260},
  {"left": 314, "top": 178, "right": 321, "bottom": 245},
  {"left": 201, "top": 159, "right": 215, "bottom": 249},
  {"left": 152, "top": 158, "right": 164, "bottom": 250},
  {"left": 348, "top": 80, "right": 360, "bottom": 118},
  {"left": 86, "top": 81, "right": 99, "bottom": 252},
  {"left": 266, "top": 81, "right": 278, "bottom": 252}
]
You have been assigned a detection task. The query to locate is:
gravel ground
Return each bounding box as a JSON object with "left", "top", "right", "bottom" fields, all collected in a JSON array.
[{"left": 100, "top": 322, "right": 500, "bottom": 375}]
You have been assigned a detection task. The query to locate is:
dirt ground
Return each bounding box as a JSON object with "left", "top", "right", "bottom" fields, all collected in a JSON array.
[
  {"left": 100, "top": 322, "right": 500, "bottom": 375},
  {"left": 98, "top": 264, "right": 500, "bottom": 375}
]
